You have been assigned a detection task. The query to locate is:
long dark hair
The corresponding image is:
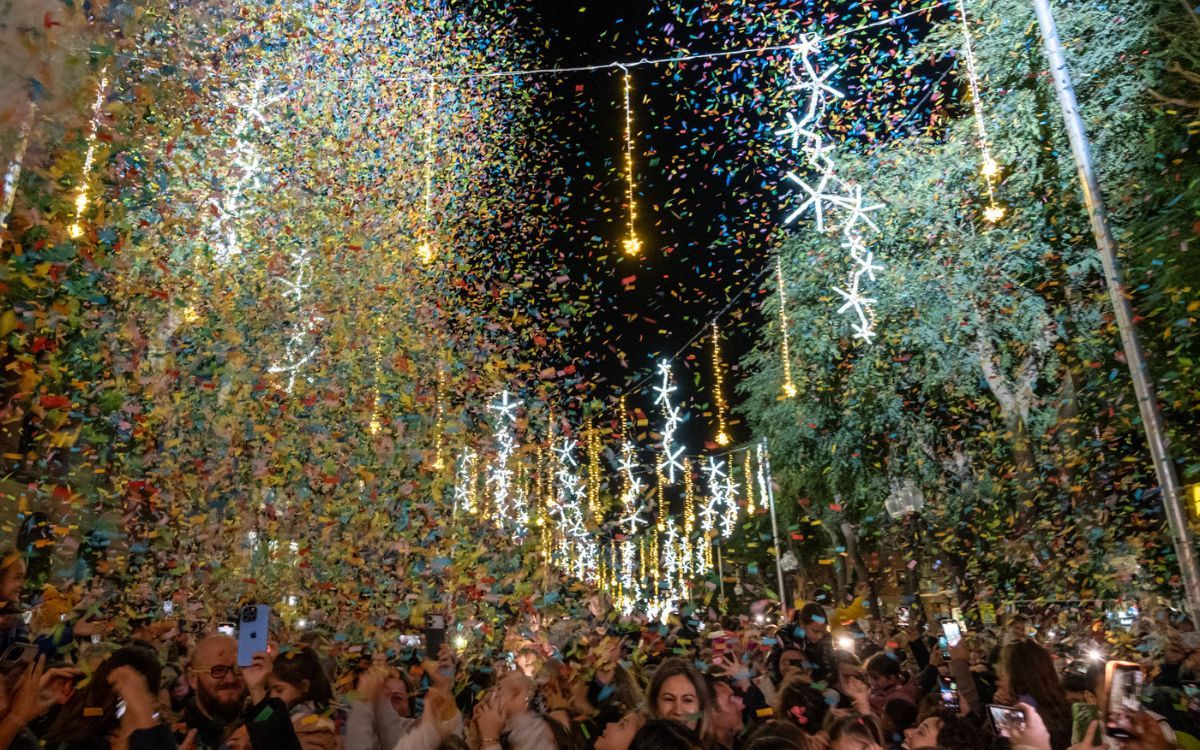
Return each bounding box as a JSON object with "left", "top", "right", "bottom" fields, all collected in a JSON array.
[
  {"left": 646, "top": 657, "right": 713, "bottom": 742},
  {"left": 43, "top": 645, "right": 162, "bottom": 745},
  {"left": 629, "top": 719, "right": 705, "bottom": 750},
  {"left": 271, "top": 645, "right": 334, "bottom": 711},
  {"left": 1001, "top": 640, "right": 1071, "bottom": 750}
]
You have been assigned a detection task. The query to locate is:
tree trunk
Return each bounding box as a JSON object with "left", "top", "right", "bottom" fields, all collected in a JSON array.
[{"left": 841, "top": 520, "right": 882, "bottom": 619}]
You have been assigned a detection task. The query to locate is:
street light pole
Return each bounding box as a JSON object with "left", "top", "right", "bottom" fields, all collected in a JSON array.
[
  {"left": 1030, "top": 0, "right": 1200, "bottom": 621},
  {"left": 760, "top": 441, "right": 790, "bottom": 619}
]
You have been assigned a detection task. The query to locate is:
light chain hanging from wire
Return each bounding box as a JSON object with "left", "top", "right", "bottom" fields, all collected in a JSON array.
[
  {"left": 957, "top": 0, "right": 1005, "bottom": 223},
  {"left": 776, "top": 34, "right": 885, "bottom": 345}
]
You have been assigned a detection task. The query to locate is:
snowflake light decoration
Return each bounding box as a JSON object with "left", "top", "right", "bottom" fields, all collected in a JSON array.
[
  {"left": 486, "top": 390, "right": 521, "bottom": 527},
  {"left": 777, "top": 35, "right": 885, "bottom": 343},
  {"left": 453, "top": 447, "right": 477, "bottom": 514},
  {"left": 268, "top": 241, "right": 323, "bottom": 393},
  {"left": 654, "top": 360, "right": 686, "bottom": 483}
]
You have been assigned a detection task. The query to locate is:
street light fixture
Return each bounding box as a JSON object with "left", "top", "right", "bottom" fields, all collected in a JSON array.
[{"left": 885, "top": 479, "right": 925, "bottom": 520}]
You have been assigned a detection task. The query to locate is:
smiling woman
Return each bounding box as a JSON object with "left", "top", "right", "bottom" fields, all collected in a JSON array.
[{"left": 646, "top": 657, "right": 714, "bottom": 744}]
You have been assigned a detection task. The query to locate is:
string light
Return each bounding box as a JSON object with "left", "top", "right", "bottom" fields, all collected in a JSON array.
[
  {"left": 620, "top": 66, "right": 641, "bottom": 256},
  {"left": 586, "top": 417, "right": 603, "bottom": 526},
  {"left": 711, "top": 322, "right": 731, "bottom": 445},
  {"left": 211, "top": 77, "right": 279, "bottom": 265},
  {"left": 700, "top": 458, "right": 725, "bottom": 535},
  {"left": 453, "top": 447, "right": 478, "bottom": 514},
  {"left": 778, "top": 35, "right": 885, "bottom": 344},
  {"left": 486, "top": 390, "right": 521, "bottom": 527},
  {"left": 268, "top": 240, "right": 323, "bottom": 393},
  {"left": 719, "top": 468, "right": 740, "bottom": 540},
  {"left": 775, "top": 257, "right": 798, "bottom": 398},
  {"left": 957, "top": 0, "right": 1005, "bottom": 223},
  {"left": 69, "top": 68, "right": 109, "bottom": 239},
  {"left": 682, "top": 459, "right": 695, "bottom": 576},
  {"left": 418, "top": 78, "right": 438, "bottom": 262},
  {"left": 432, "top": 370, "right": 446, "bottom": 470},
  {"left": 743, "top": 450, "right": 756, "bottom": 514},
  {"left": 653, "top": 360, "right": 685, "bottom": 483}
]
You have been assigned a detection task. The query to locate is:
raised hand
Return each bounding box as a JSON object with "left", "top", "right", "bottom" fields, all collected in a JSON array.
[{"left": 242, "top": 651, "right": 273, "bottom": 704}]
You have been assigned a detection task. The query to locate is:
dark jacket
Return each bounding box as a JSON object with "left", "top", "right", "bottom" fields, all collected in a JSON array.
[{"left": 176, "top": 697, "right": 302, "bottom": 750}]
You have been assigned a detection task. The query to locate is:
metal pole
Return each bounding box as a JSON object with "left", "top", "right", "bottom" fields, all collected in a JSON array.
[
  {"left": 1, "top": 103, "right": 37, "bottom": 230},
  {"left": 716, "top": 541, "right": 727, "bottom": 613},
  {"left": 1031, "top": 0, "right": 1200, "bottom": 621},
  {"left": 760, "top": 441, "right": 790, "bottom": 619}
]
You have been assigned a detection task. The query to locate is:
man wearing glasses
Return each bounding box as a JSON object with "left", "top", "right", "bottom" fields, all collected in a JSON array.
[{"left": 178, "top": 634, "right": 301, "bottom": 749}]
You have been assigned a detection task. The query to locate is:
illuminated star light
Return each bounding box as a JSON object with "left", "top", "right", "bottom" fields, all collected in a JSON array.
[
  {"left": 654, "top": 360, "right": 686, "bottom": 484},
  {"left": 453, "top": 447, "right": 477, "bottom": 514},
  {"left": 719, "top": 473, "right": 740, "bottom": 540},
  {"left": 486, "top": 390, "right": 522, "bottom": 528},
  {"left": 778, "top": 36, "right": 886, "bottom": 344}
]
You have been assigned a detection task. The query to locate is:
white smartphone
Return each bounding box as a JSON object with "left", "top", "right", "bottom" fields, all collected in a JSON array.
[
  {"left": 236, "top": 604, "right": 271, "bottom": 667},
  {"left": 941, "top": 619, "right": 963, "bottom": 649}
]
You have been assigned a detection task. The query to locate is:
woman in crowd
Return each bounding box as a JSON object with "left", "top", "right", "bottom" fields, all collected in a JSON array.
[
  {"left": 645, "top": 658, "right": 715, "bottom": 746},
  {"left": 996, "top": 640, "right": 1072, "bottom": 750}
]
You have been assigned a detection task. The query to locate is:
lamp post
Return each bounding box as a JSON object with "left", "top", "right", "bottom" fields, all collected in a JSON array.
[
  {"left": 1030, "top": 0, "right": 1200, "bottom": 622},
  {"left": 886, "top": 479, "right": 925, "bottom": 614}
]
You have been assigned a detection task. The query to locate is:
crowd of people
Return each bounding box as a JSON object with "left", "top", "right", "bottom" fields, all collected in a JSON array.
[{"left": 0, "top": 550, "right": 1199, "bottom": 750}]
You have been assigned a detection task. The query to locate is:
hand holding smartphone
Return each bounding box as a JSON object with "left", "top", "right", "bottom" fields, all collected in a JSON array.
[
  {"left": 1102, "top": 661, "right": 1144, "bottom": 740},
  {"left": 424, "top": 612, "right": 446, "bottom": 658},
  {"left": 988, "top": 704, "right": 1026, "bottom": 737}
]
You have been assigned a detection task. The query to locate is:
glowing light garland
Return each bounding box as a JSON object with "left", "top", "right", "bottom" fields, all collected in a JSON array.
[
  {"left": 267, "top": 240, "right": 323, "bottom": 393},
  {"left": 486, "top": 390, "right": 521, "bottom": 528},
  {"left": 210, "top": 77, "right": 279, "bottom": 265},
  {"left": 586, "top": 418, "right": 603, "bottom": 525},
  {"left": 957, "top": 0, "right": 1005, "bottom": 223},
  {"left": 453, "top": 447, "right": 478, "bottom": 514},
  {"left": 719, "top": 468, "right": 740, "bottom": 540},
  {"left": 743, "top": 450, "right": 756, "bottom": 514},
  {"left": 417, "top": 79, "right": 438, "bottom": 263},
  {"left": 620, "top": 66, "right": 641, "bottom": 256},
  {"left": 775, "top": 257, "right": 798, "bottom": 398},
  {"left": 617, "top": 441, "right": 647, "bottom": 535},
  {"left": 711, "top": 323, "right": 731, "bottom": 445},
  {"left": 777, "top": 35, "right": 885, "bottom": 343},
  {"left": 653, "top": 360, "right": 685, "bottom": 483},
  {"left": 552, "top": 435, "right": 597, "bottom": 581},
  {"left": 700, "top": 457, "right": 725, "bottom": 535},
  {"left": 69, "top": 68, "right": 109, "bottom": 239}
]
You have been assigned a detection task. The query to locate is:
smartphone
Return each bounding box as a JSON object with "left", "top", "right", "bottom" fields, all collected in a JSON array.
[
  {"left": 217, "top": 621, "right": 236, "bottom": 637},
  {"left": 988, "top": 704, "right": 1026, "bottom": 737},
  {"left": 397, "top": 634, "right": 420, "bottom": 649},
  {"left": 897, "top": 606, "right": 911, "bottom": 627},
  {"left": 941, "top": 620, "right": 963, "bottom": 649},
  {"left": 424, "top": 612, "right": 446, "bottom": 658},
  {"left": 1103, "top": 660, "right": 1144, "bottom": 739},
  {"left": 940, "top": 678, "right": 960, "bottom": 712},
  {"left": 0, "top": 642, "right": 38, "bottom": 669},
  {"left": 236, "top": 604, "right": 271, "bottom": 668}
]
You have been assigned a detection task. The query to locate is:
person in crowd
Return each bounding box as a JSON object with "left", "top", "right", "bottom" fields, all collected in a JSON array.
[
  {"left": 828, "top": 713, "right": 886, "bottom": 750},
  {"left": 774, "top": 676, "right": 828, "bottom": 740},
  {"left": 646, "top": 658, "right": 715, "bottom": 745},
  {"left": 628, "top": 719, "right": 706, "bottom": 750},
  {"left": 996, "top": 640, "right": 1072, "bottom": 750},
  {"left": 595, "top": 711, "right": 647, "bottom": 750},
  {"left": 708, "top": 673, "right": 747, "bottom": 750},
  {"left": 267, "top": 646, "right": 338, "bottom": 750},
  {"left": 864, "top": 653, "right": 919, "bottom": 713},
  {"left": 791, "top": 604, "right": 838, "bottom": 685},
  {"left": 178, "top": 634, "right": 301, "bottom": 749},
  {"left": 40, "top": 645, "right": 174, "bottom": 750}
]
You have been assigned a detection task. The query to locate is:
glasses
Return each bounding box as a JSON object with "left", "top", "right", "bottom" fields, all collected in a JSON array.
[{"left": 191, "top": 665, "right": 242, "bottom": 680}]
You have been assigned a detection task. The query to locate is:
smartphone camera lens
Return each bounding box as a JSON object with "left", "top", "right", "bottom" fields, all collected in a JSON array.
[{"left": 241, "top": 606, "right": 257, "bottom": 623}]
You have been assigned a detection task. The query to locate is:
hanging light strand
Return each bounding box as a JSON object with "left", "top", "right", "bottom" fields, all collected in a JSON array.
[
  {"left": 957, "top": 0, "right": 1004, "bottom": 223},
  {"left": 418, "top": 79, "right": 438, "bottom": 262},
  {"left": 69, "top": 68, "right": 109, "bottom": 238},
  {"left": 620, "top": 66, "right": 641, "bottom": 256},
  {"left": 711, "top": 322, "right": 731, "bottom": 445},
  {"left": 776, "top": 257, "right": 798, "bottom": 398}
]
